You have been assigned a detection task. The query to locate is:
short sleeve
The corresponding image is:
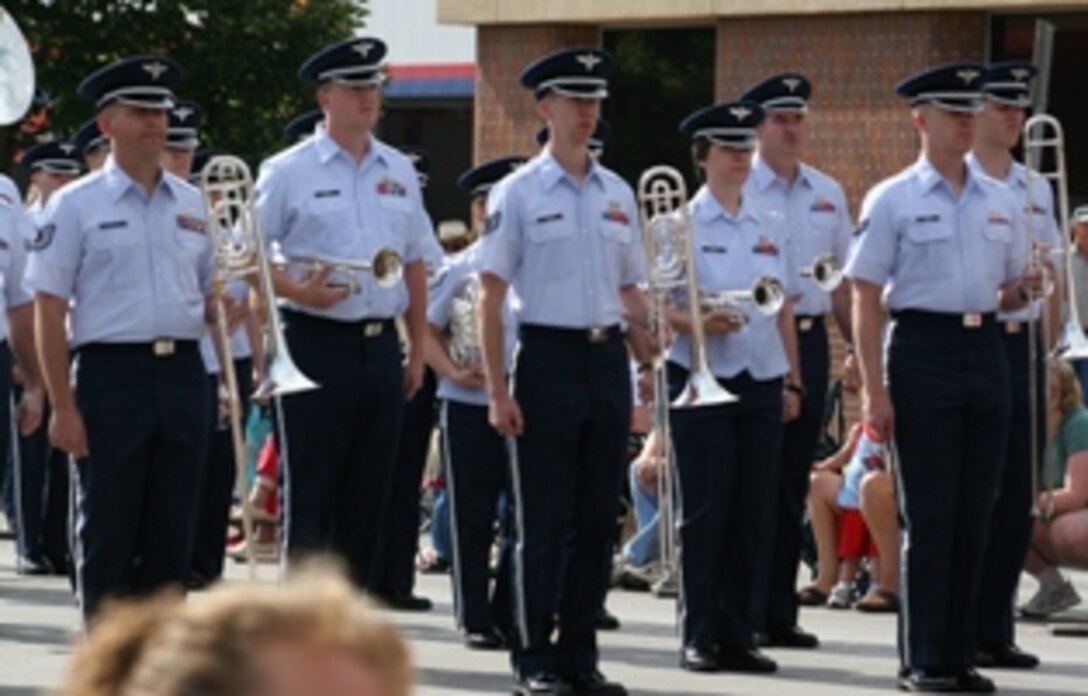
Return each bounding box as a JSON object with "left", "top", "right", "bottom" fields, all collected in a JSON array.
[
  {"left": 427, "top": 260, "right": 467, "bottom": 329},
  {"left": 24, "top": 191, "right": 82, "bottom": 301},
  {"left": 255, "top": 160, "right": 286, "bottom": 247},
  {"left": 3, "top": 205, "right": 33, "bottom": 308},
  {"left": 403, "top": 175, "right": 439, "bottom": 266},
  {"left": 477, "top": 177, "right": 522, "bottom": 283},
  {"left": 844, "top": 185, "right": 896, "bottom": 287},
  {"left": 832, "top": 184, "right": 854, "bottom": 265}
]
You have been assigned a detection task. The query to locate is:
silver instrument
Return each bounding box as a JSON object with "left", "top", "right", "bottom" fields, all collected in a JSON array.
[
  {"left": 639, "top": 165, "right": 737, "bottom": 408},
  {"left": 448, "top": 275, "right": 482, "bottom": 370},
  {"left": 277, "top": 248, "right": 404, "bottom": 295},
  {"left": 698, "top": 275, "right": 787, "bottom": 326},
  {"left": 1023, "top": 113, "right": 1071, "bottom": 519},
  {"left": 0, "top": 8, "right": 34, "bottom": 126},
  {"left": 800, "top": 254, "right": 844, "bottom": 293}
]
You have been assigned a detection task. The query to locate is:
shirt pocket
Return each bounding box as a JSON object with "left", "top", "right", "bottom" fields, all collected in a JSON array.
[
  {"left": 902, "top": 221, "right": 953, "bottom": 281},
  {"left": 376, "top": 195, "right": 412, "bottom": 254},
  {"left": 83, "top": 223, "right": 141, "bottom": 291},
  {"left": 982, "top": 218, "right": 1015, "bottom": 285},
  {"left": 599, "top": 220, "right": 632, "bottom": 287},
  {"left": 526, "top": 219, "right": 577, "bottom": 281},
  {"left": 306, "top": 195, "right": 353, "bottom": 248}
]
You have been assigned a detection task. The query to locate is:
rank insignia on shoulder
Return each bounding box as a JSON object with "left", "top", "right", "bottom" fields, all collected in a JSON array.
[
  {"left": 484, "top": 211, "right": 502, "bottom": 235},
  {"left": 751, "top": 235, "right": 779, "bottom": 256},
  {"left": 176, "top": 214, "right": 208, "bottom": 234},
  {"left": 854, "top": 219, "right": 870, "bottom": 237},
  {"left": 987, "top": 211, "right": 1012, "bottom": 226},
  {"left": 602, "top": 202, "right": 629, "bottom": 225},
  {"left": 376, "top": 177, "right": 407, "bottom": 197},
  {"left": 810, "top": 197, "right": 837, "bottom": 213},
  {"left": 29, "top": 223, "right": 55, "bottom": 251}
]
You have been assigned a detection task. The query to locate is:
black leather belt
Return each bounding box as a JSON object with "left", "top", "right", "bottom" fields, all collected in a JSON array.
[
  {"left": 78, "top": 339, "right": 198, "bottom": 357},
  {"left": 519, "top": 324, "right": 623, "bottom": 344},
  {"left": 891, "top": 310, "right": 996, "bottom": 330}
]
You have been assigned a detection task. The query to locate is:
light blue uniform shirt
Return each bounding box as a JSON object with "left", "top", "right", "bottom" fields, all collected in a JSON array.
[
  {"left": 666, "top": 186, "right": 791, "bottom": 381},
  {"left": 477, "top": 149, "right": 646, "bottom": 328},
  {"left": 200, "top": 280, "right": 253, "bottom": 374},
  {"left": 0, "top": 191, "right": 34, "bottom": 341},
  {"left": 255, "top": 126, "right": 440, "bottom": 322},
  {"left": 428, "top": 243, "right": 518, "bottom": 406},
  {"left": 25, "top": 157, "right": 213, "bottom": 347},
  {"left": 845, "top": 156, "right": 1028, "bottom": 313},
  {"left": 0, "top": 175, "right": 19, "bottom": 208},
  {"left": 745, "top": 155, "right": 852, "bottom": 316},
  {"left": 965, "top": 153, "right": 1062, "bottom": 322}
]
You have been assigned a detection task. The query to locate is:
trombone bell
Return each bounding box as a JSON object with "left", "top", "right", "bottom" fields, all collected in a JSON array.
[{"left": 672, "top": 368, "right": 739, "bottom": 408}]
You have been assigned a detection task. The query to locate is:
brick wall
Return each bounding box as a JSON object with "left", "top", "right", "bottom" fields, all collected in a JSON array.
[
  {"left": 715, "top": 11, "right": 988, "bottom": 428},
  {"left": 474, "top": 24, "right": 601, "bottom": 164}
]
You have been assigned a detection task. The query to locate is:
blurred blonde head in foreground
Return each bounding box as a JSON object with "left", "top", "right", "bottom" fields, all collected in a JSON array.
[{"left": 61, "top": 561, "right": 411, "bottom": 696}]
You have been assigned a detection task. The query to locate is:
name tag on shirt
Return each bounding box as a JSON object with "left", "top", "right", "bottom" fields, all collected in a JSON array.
[
  {"left": 913, "top": 213, "right": 941, "bottom": 224},
  {"left": 535, "top": 212, "right": 564, "bottom": 225},
  {"left": 176, "top": 214, "right": 207, "bottom": 234},
  {"left": 701, "top": 245, "right": 727, "bottom": 254},
  {"left": 313, "top": 189, "right": 341, "bottom": 199},
  {"left": 98, "top": 220, "right": 129, "bottom": 230}
]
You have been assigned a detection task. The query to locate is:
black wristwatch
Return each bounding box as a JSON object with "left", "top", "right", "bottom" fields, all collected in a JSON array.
[{"left": 785, "top": 382, "right": 806, "bottom": 398}]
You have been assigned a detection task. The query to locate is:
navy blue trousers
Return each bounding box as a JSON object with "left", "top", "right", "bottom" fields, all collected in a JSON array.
[
  {"left": 279, "top": 311, "right": 404, "bottom": 589},
  {"left": 190, "top": 358, "right": 253, "bottom": 583},
  {"left": 889, "top": 312, "right": 1009, "bottom": 671},
  {"left": 442, "top": 399, "right": 514, "bottom": 633},
  {"left": 12, "top": 390, "right": 70, "bottom": 571},
  {"left": 669, "top": 363, "right": 783, "bottom": 652},
  {"left": 509, "top": 326, "right": 630, "bottom": 679},
  {"left": 758, "top": 317, "right": 829, "bottom": 632},
  {"left": 370, "top": 366, "right": 437, "bottom": 596},
  {"left": 73, "top": 342, "right": 209, "bottom": 621},
  {"left": 976, "top": 327, "right": 1041, "bottom": 649}
]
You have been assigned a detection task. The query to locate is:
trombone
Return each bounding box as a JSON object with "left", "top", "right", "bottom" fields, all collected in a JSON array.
[
  {"left": 201, "top": 155, "right": 318, "bottom": 576},
  {"left": 1023, "top": 114, "right": 1073, "bottom": 519},
  {"left": 276, "top": 248, "right": 404, "bottom": 295}
]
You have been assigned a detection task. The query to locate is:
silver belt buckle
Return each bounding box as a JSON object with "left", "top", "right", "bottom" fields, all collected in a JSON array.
[
  {"left": 363, "top": 322, "right": 383, "bottom": 338},
  {"left": 1004, "top": 320, "right": 1022, "bottom": 335},
  {"left": 963, "top": 313, "right": 983, "bottom": 329},
  {"left": 152, "top": 339, "right": 176, "bottom": 357},
  {"left": 586, "top": 327, "right": 608, "bottom": 344},
  {"left": 798, "top": 318, "right": 813, "bottom": 333}
]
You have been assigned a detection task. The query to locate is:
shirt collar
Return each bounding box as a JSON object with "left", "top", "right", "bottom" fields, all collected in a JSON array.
[
  {"left": 965, "top": 151, "right": 1026, "bottom": 189},
  {"left": 102, "top": 155, "right": 175, "bottom": 203},
  {"left": 314, "top": 124, "right": 386, "bottom": 170},
  {"left": 692, "top": 185, "right": 760, "bottom": 225},
  {"left": 536, "top": 147, "right": 604, "bottom": 193},
  {"left": 914, "top": 154, "right": 982, "bottom": 198},
  {"left": 751, "top": 154, "right": 811, "bottom": 193}
]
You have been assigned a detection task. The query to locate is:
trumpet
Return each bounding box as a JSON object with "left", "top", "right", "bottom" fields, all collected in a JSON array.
[
  {"left": 276, "top": 248, "right": 404, "bottom": 295},
  {"left": 698, "top": 275, "right": 787, "bottom": 325},
  {"left": 800, "top": 254, "right": 843, "bottom": 292},
  {"left": 639, "top": 165, "right": 737, "bottom": 408}
]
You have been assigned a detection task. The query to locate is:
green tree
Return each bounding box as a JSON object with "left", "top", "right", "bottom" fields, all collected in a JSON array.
[{"left": 4, "top": 0, "right": 367, "bottom": 172}]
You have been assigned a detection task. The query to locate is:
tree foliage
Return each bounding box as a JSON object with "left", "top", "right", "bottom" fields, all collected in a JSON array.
[{"left": 4, "top": 0, "right": 367, "bottom": 171}]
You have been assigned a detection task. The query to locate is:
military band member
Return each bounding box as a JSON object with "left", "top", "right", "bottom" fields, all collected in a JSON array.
[
  {"left": 370, "top": 145, "right": 442, "bottom": 610},
  {"left": 429, "top": 155, "right": 524, "bottom": 649},
  {"left": 21, "top": 141, "right": 83, "bottom": 218},
  {"left": 846, "top": 63, "right": 1033, "bottom": 693},
  {"left": 284, "top": 109, "right": 323, "bottom": 143},
  {"left": 669, "top": 101, "right": 800, "bottom": 674},
  {"left": 255, "top": 37, "right": 437, "bottom": 588},
  {"left": 536, "top": 118, "right": 610, "bottom": 159},
  {"left": 479, "top": 47, "right": 652, "bottom": 696},
  {"left": 740, "top": 72, "right": 853, "bottom": 649},
  {"left": 0, "top": 180, "right": 45, "bottom": 574},
  {"left": 72, "top": 118, "right": 110, "bottom": 172},
  {"left": 27, "top": 56, "right": 219, "bottom": 620},
  {"left": 969, "top": 61, "right": 1059, "bottom": 670},
  {"left": 161, "top": 100, "right": 202, "bottom": 180}
]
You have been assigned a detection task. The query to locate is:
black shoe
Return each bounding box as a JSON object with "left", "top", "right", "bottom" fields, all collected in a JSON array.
[
  {"left": 897, "top": 668, "right": 958, "bottom": 692},
  {"left": 16, "top": 556, "right": 52, "bottom": 576},
  {"left": 377, "top": 592, "right": 433, "bottom": 612},
  {"left": 680, "top": 646, "right": 721, "bottom": 672},
  {"left": 595, "top": 608, "right": 620, "bottom": 631},
  {"left": 975, "top": 643, "right": 1039, "bottom": 669},
  {"left": 464, "top": 628, "right": 505, "bottom": 650},
  {"left": 513, "top": 672, "right": 571, "bottom": 695},
  {"left": 717, "top": 647, "right": 778, "bottom": 674},
  {"left": 764, "top": 625, "right": 819, "bottom": 649},
  {"left": 954, "top": 668, "right": 996, "bottom": 693},
  {"left": 563, "top": 670, "right": 626, "bottom": 695}
]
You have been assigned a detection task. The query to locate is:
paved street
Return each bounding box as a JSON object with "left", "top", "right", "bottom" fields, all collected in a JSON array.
[{"left": 0, "top": 536, "right": 1086, "bottom": 695}]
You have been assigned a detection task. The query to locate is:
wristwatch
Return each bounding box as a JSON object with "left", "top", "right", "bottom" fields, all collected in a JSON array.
[{"left": 785, "top": 382, "right": 806, "bottom": 398}]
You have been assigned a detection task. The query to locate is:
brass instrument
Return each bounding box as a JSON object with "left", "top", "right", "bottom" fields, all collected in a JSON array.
[
  {"left": 1023, "top": 114, "right": 1071, "bottom": 519},
  {"left": 200, "top": 155, "right": 318, "bottom": 576},
  {"left": 800, "top": 254, "right": 844, "bottom": 293},
  {"left": 448, "top": 275, "right": 482, "bottom": 370},
  {"left": 698, "top": 275, "right": 787, "bottom": 325},
  {"left": 0, "top": 8, "right": 34, "bottom": 126},
  {"left": 277, "top": 248, "right": 404, "bottom": 295},
  {"left": 639, "top": 165, "right": 737, "bottom": 408}
]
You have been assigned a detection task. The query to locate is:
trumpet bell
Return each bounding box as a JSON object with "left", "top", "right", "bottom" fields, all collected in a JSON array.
[
  {"left": 806, "top": 254, "right": 843, "bottom": 293},
  {"left": 372, "top": 247, "right": 404, "bottom": 289},
  {"left": 672, "top": 367, "right": 739, "bottom": 408},
  {"left": 752, "top": 276, "right": 786, "bottom": 315}
]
